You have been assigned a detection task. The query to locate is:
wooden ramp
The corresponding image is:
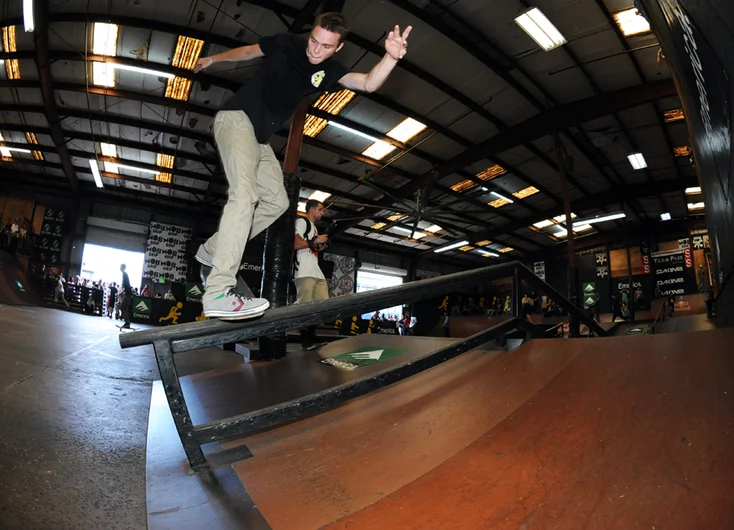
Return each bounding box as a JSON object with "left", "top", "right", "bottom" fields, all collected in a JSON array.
[{"left": 231, "top": 330, "right": 734, "bottom": 529}]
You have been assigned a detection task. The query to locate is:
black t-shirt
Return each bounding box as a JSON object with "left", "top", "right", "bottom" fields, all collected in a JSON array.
[
  {"left": 121, "top": 272, "right": 132, "bottom": 296},
  {"left": 221, "top": 33, "right": 349, "bottom": 144}
]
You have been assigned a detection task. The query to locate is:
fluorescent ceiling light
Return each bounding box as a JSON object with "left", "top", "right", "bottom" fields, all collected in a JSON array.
[
  {"left": 687, "top": 202, "right": 705, "bottom": 211},
  {"left": 434, "top": 240, "right": 470, "bottom": 253},
  {"left": 425, "top": 224, "right": 442, "bottom": 233},
  {"left": 103, "top": 62, "right": 175, "bottom": 79},
  {"left": 574, "top": 224, "right": 594, "bottom": 232},
  {"left": 23, "top": 0, "right": 34, "bottom": 32},
  {"left": 89, "top": 159, "right": 104, "bottom": 188},
  {"left": 297, "top": 201, "right": 307, "bottom": 213},
  {"left": 481, "top": 187, "right": 488, "bottom": 191},
  {"left": 329, "top": 121, "right": 379, "bottom": 143},
  {"left": 474, "top": 249, "right": 499, "bottom": 258},
  {"left": 115, "top": 163, "right": 160, "bottom": 175},
  {"left": 308, "top": 190, "right": 331, "bottom": 202},
  {"left": 660, "top": 212, "right": 672, "bottom": 221},
  {"left": 533, "top": 219, "right": 554, "bottom": 229},
  {"left": 572, "top": 212, "right": 626, "bottom": 228},
  {"left": 92, "top": 23, "right": 118, "bottom": 55},
  {"left": 393, "top": 226, "right": 426, "bottom": 239},
  {"left": 515, "top": 7, "right": 567, "bottom": 52},
  {"left": 685, "top": 186, "right": 701, "bottom": 195},
  {"left": 362, "top": 140, "right": 396, "bottom": 160},
  {"left": 553, "top": 213, "right": 577, "bottom": 223},
  {"left": 490, "top": 191, "right": 514, "bottom": 203},
  {"left": 387, "top": 118, "right": 426, "bottom": 143},
  {"left": 613, "top": 8, "right": 651, "bottom": 37},
  {"left": 628, "top": 153, "right": 647, "bottom": 170}
]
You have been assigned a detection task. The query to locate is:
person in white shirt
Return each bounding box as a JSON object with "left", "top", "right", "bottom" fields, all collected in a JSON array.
[
  {"left": 409, "top": 314, "right": 417, "bottom": 335},
  {"left": 293, "top": 199, "right": 329, "bottom": 350}
]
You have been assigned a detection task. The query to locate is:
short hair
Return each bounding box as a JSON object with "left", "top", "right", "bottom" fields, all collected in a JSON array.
[
  {"left": 305, "top": 199, "right": 323, "bottom": 213},
  {"left": 120, "top": 264, "right": 126, "bottom": 270},
  {"left": 314, "top": 12, "right": 350, "bottom": 42}
]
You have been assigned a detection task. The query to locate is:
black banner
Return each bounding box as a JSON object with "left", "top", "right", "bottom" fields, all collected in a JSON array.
[
  {"left": 651, "top": 250, "right": 697, "bottom": 296},
  {"left": 36, "top": 208, "right": 67, "bottom": 266},
  {"left": 130, "top": 296, "right": 204, "bottom": 326}
]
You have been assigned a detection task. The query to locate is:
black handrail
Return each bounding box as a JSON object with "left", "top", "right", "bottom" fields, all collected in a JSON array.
[
  {"left": 650, "top": 298, "right": 667, "bottom": 335},
  {"left": 119, "top": 261, "right": 608, "bottom": 471}
]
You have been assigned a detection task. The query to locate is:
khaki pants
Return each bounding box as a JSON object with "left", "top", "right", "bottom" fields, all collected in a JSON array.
[
  {"left": 203, "top": 111, "right": 289, "bottom": 300},
  {"left": 295, "top": 277, "right": 329, "bottom": 304}
]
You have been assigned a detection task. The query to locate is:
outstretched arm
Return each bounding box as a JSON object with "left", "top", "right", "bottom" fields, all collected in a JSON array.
[
  {"left": 339, "top": 25, "right": 412, "bottom": 92},
  {"left": 194, "top": 44, "right": 264, "bottom": 72}
]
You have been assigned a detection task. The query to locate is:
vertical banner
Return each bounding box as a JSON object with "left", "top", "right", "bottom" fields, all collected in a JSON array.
[
  {"left": 651, "top": 249, "right": 697, "bottom": 296},
  {"left": 533, "top": 261, "right": 546, "bottom": 280},
  {"left": 36, "top": 208, "right": 67, "bottom": 267},
  {"left": 143, "top": 222, "right": 191, "bottom": 283},
  {"left": 323, "top": 254, "right": 356, "bottom": 297}
]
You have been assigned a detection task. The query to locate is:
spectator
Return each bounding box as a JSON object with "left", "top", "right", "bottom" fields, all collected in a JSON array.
[{"left": 164, "top": 289, "right": 176, "bottom": 301}]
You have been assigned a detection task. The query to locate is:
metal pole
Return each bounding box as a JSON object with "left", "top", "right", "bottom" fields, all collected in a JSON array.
[
  {"left": 257, "top": 101, "right": 308, "bottom": 360},
  {"left": 513, "top": 266, "right": 522, "bottom": 318},
  {"left": 554, "top": 133, "right": 579, "bottom": 337}
]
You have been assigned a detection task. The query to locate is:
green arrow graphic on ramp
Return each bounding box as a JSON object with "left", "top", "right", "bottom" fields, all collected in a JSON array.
[
  {"left": 322, "top": 347, "right": 407, "bottom": 371},
  {"left": 583, "top": 282, "right": 596, "bottom": 293}
]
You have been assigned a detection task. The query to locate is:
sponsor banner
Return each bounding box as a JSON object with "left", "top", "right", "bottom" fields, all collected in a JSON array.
[
  {"left": 36, "top": 208, "right": 67, "bottom": 265},
  {"left": 131, "top": 297, "right": 203, "bottom": 325},
  {"left": 331, "top": 317, "right": 402, "bottom": 336},
  {"left": 323, "top": 254, "right": 356, "bottom": 297},
  {"left": 186, "top": 282, "right": 204, "bottom": 302},
  {"left": 533, "top": 261, "right": 546, "bottom": 280},
  {"left": 651, "top": 251, "right": 697, "bottom": 296},
  {"left": 143, "top": 222, "right": 192, "bottom": 283}
]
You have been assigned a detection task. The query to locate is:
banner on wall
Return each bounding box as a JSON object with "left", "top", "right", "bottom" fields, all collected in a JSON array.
[
  {"left": 323, "top": 254, "right": 356, "bottom": 297},
  {"left": 533, "top": 261, "right": 546, "bottom": 280},
  {"left": 143, "top": 222, "right": 192, "bottom": 283},
  {"left": 36, "top": 208, "right": 67, "bottom": 266},
  {"left": 651, "top": 249, "right": 696, "bottom": 296}
]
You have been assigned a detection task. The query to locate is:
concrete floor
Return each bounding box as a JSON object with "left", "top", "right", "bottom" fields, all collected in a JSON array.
[{"left": 0, "top": 304, "right": 245, "bottom": 530}]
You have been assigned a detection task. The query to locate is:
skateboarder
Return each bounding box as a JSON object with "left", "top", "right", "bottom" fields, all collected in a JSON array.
[
  {"left": 193, "top": 12, "right": 412, "bottom": 320},
  {"left": 119, "top": 264, "right": 133, "bottom": 330}
]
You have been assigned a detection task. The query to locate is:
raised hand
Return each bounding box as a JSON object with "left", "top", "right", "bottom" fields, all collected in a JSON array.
[
  {"left": 385, "top": 25, "right": 412, "bottom": 61},
  {"left": 194, "top": 57, "right": 213, "bottom": 73}
]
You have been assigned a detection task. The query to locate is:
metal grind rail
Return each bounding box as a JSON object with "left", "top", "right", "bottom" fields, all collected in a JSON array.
[{"left": 120, "top": 261, "right": 608, "bottom": 471}]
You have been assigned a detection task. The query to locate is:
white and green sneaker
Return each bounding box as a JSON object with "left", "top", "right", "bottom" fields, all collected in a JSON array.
[{"left": 203, "top": 289, "right": 269, "bottom": 320}]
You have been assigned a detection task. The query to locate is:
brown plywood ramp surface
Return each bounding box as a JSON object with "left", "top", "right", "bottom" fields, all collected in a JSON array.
[
  {"left": 230, "top": 339, "right": 589, "bottom": 529},
  {"left": 328, "top": 329, "right": 734, "bottom": 529}
]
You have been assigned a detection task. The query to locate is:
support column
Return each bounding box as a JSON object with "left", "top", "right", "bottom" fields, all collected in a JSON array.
[
  {"left": 513, "top": 267, "right": 522, "bottom": 319},
  {"left": 554, "top": 134, "right": 579, "bottom": 337},
  {"left": 624, "top": 214, "right": 635, "bottom": 320},
  {"left": 256, "top": 101, "right": 308, "bottom": 360}
]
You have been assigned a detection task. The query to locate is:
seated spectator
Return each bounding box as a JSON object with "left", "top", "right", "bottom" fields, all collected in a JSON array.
[{"left": 164, "top": 290, "right": 176, "bottom": 301}]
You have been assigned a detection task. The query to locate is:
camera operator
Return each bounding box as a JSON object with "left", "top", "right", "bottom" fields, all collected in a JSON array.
[{"left": 294, "top": 199, "right": 329, "bottom": 350}]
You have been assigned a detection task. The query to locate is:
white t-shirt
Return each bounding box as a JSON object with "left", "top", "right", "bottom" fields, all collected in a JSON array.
[
  {"left": 409, "top": 316, "right": 417, "bottom": 328},
  {"left": 294, "top": 218, "right": 324, "bottom": 280}
]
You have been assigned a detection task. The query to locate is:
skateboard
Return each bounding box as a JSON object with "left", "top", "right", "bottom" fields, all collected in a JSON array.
[{"left": 116, "top": 324, "right": 139, "bottom": 331}]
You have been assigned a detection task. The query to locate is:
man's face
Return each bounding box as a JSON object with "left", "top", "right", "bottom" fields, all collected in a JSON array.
[
  {"left": 306, "top": 26, "right": 344, "bottom": 64},
  {"left": 309, "top": 203, "right": 325, "bottom": 220}
]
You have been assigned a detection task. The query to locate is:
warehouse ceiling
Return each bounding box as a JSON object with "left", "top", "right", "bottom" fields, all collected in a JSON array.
[{"left": 0, "top": 0, "right": 704, "bottom": 264}]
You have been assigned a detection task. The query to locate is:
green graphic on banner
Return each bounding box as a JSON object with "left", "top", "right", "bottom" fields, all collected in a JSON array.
[
  {"left": 322, "top": 347, "right": 406, "bottom": 371},
  {"left": 132, "top": 297, "right": 152, "bottom": 319},
  {"left": 583, "top": 282, "right": 596, "bottom": 293},
  {"left": 626, "top": 327, "right": 645, "bottom": 335},
  {"left": 583, "top": 295, "right": 597, "bottom": 308},
  {"left": 186, "top": 282, "right": 204, "bottom": 302}
]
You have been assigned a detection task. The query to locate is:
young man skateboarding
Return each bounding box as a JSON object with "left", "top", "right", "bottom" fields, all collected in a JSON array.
[
  {"left": 293, "top": 199, "right": 329, "bottom": 350},
  {"left": 193, "top": 13, "right": 412, "bottom": 320},
  {"left": 119, "top": 264, "right": 133, "bottom": 329}
]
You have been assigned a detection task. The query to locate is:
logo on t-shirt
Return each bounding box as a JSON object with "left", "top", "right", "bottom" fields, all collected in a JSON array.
[{"left": 311, "top": 70, "right": 325, "bottom": 88}]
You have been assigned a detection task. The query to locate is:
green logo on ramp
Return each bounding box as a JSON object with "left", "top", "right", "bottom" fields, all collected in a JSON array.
[
  {"left": 626, "top": 327, "right": 645, "bottom": 335},
  {"left": 584, "top": 295, "right": 596, "bottom": 308},
  {"left": 583, "top": 282, "right": 596, "bottom": 293},
  {"left": 322, "top": 347, "right": 406, "bottom": 371}
]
